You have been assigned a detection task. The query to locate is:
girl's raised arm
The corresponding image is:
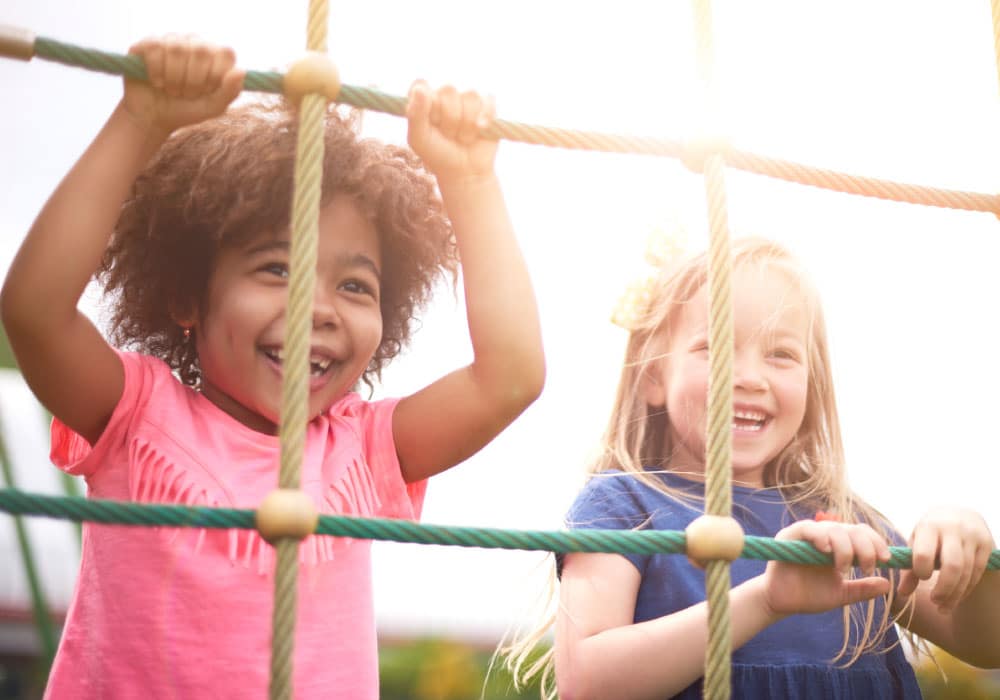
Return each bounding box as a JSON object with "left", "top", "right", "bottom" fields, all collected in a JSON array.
[
  {"left": 0, "top": 37, "right": 242, "bottom": 445},
  {"left": 391, "top": 82, "right": 545, "bottom": 482}
]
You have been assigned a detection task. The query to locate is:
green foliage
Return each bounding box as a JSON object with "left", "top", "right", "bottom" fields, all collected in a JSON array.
[
  {"left": 379, "top": 637, "right": 545, "bottom": 700},
  {"left": 912, "top": 646, "right": 1000, "bottom": 700},
  {"left": 0, "top": 325, "right": 14, "bottom": 371}
]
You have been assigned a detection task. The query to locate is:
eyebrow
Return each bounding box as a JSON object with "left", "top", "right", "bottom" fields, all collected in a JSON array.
[{"left": 245, "top": 240, "right": 381, "bottom": 280}]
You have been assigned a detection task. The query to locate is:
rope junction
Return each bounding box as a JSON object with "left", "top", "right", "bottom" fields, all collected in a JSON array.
[{"left": 1, "top": 489, "right": 998, "bottom": 570}]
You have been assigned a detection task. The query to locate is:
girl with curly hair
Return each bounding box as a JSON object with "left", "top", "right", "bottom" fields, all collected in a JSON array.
[{"left": 1, "top": 36, "right": 544, "bottom": 699}]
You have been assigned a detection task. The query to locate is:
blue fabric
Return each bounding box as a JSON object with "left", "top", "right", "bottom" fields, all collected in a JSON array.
[{"left": 561, "top": 470, "right": 922, "bottom": 699}]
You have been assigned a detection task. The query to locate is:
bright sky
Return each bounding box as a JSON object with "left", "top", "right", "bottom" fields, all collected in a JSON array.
[{"left": 2, "top": 0, "right": 1000, "bottom": 642}]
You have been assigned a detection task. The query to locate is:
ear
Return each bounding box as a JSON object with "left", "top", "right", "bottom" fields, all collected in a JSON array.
[
  {"left": 169, "top": 301, "right": 198, "bottom": 330},
  {"left": 640, "top": 360, "right": 667, "bottom": 409}
]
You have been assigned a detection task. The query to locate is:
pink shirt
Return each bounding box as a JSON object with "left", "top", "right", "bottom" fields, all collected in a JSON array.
[{"left": 45, "top": 352, "right": 425, "bottom": 700}]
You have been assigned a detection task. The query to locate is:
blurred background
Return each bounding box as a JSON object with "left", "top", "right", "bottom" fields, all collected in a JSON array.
[{"left": 3, "top": 1, "right": 1000, "bottom": 697}]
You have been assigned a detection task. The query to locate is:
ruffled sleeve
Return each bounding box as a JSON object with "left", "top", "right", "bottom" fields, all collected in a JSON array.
[
  {"left": 50, "top": 351, "right": 158, "bottom": 478},
  {"left": 325, "top": 394, "right": 426, "bottom": 522}
]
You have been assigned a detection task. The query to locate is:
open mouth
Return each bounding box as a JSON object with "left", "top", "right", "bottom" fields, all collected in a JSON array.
[
  {"left": 732, "top": 409, "right": 769, "bottom": 432},
  {"left": 262, "top": 347, "right": 334, "bottom": 377}
]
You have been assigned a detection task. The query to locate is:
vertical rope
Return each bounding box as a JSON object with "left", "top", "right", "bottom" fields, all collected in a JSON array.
[
  {"left": 269, "top": 1, "right": 329, "bottom": 698},
  {"left": 702, "top": 155, "right": 734, "bottom": 700},
  {"left": 991, "top": 0, "right": 1000, "bottom": 94},
  {"left": 691, "top": 1, "right": 734, "bottom": 698}
]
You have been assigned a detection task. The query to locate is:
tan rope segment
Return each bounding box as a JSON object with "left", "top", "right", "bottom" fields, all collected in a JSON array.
[
  {"left": 992, "top": 0, "right": 1000, "bottom": 96},
  {"left": 269, "top": 0, "right": 330, "bottom": 698},
  {"left": 691, "top": 0, "right": 735, "bottom": 698}
]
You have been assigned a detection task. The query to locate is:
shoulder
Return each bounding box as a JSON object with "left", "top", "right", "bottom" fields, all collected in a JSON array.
[
  {"left": 567, "top": 470, "right": 697, "bottom": 531},
  {"left": 50, "top": 351, "right": 194, "bottom": 478},
  {"left": 325, "top": 392, "right": 399, "bottom": 447}
]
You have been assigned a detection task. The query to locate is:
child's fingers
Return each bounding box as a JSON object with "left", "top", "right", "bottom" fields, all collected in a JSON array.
[
  {"left": 456, "top": 90, "right": 484, "bottom": 145},
  {"left": 434, "top": 85, "right": 461, "bottom": 139},
  {"left": 133, "top": 39, "right": 166, "bottom": 90},
  {"left": 896, "top": 569, "right": 918, "bottom": 598},
  {"left": 207, "top": 46, "right": 237, "bottom": 90},
  {"left": 406, "top": 80, "right": 433, "bottom": 150},
  {"left": 845, "top": 525, "right": 881, "bottom": 575},
  {"left": 216, "top": 66, "right": 246, "bottom": 109},
  {"left": 823, "top": 523, "right": 854, "bottom": 572},
  {"left": 909, "top": 521, "right": 939, "bottom": 583},
  {"left": 933, "top": 532, "right": 973, "bottom": 610},
  {"left": 840, "top": 575, "right": 891, "bottom": 606},
  {"left": 181, "top": 42, "right": 215, "bottom": 99},
  {"left": 479, "top": 94, "right": 496, "bottom": 130},
  {"left": 162, "top": 35, "right": 193, "bottom": 98}
]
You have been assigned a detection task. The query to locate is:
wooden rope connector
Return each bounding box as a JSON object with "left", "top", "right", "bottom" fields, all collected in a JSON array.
[
  {"left": 0, "top": 25, "right": 35, "bottom": 61},
  {"left": 681, "top": 135, "right": 730, "bottom": 174},
  {"left": 256, "top": 488, "right": 319, "bottom": 544},
  {"left": 282, "top": 51, "right": 340, "bottom": 106},
  {"left": 685, "top": 514, "right": 745, "bottom": 568}
]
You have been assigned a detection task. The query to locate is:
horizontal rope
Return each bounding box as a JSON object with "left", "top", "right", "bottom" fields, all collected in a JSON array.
[
  {"left": 19, "top": 33, "right": 1000, "bottom": 216},
  {"left": 1, "top": 489, "right": 997, "bottom": 570}
]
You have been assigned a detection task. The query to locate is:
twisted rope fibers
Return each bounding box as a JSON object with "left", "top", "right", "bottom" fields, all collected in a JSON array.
[
  {"left": 3, "top": 489, "right": 996, "bottom": 569},
  {"left": 21, "top": 35, "right": 1000, "bottom": 215},
  {"left": 267, "top": 0, "right": 332, "bottom": 696}
]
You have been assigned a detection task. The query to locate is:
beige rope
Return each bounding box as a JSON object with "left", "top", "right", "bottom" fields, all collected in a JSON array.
[
  {"left": 269, "top": 0, "right": 330, "bottom": 697},
  {"left": 691, "top": 0, "right": 734, "bottom": 698}
]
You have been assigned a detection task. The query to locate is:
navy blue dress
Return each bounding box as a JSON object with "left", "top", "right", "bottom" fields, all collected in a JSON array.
[{"left": 561, "top": 470, "right": 922, "bottom": 699}]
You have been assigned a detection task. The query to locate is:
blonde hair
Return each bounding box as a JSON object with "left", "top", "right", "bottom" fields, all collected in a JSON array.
[{"left": 501, "top": 236, "right": 913, "bottom": 698}]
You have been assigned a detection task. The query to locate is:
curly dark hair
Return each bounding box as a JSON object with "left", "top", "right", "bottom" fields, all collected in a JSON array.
[{"left": 99, "top": 100, "right": 457, "bottom": 388}]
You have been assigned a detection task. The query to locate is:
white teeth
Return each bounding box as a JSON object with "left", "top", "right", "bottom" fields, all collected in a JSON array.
[
  {"left": 265, "top": 348, "right": 331, "bottom": 373},
  {"left": 732, "top": 408, "right": 767, "bottom": 432}
]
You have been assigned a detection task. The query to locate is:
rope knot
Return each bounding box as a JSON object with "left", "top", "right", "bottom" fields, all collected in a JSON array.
[
  {"left": 685, "top": 514, "right": 745, "bottom": 568},
  {"left": 283, "top": 51, "right": 340, "bottom": 106},
  {"left": 681, "top": 135, "right": 730, "bottom": 174}
]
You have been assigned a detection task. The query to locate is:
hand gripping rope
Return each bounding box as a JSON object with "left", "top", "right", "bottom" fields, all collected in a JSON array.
[{"left": 4, "top": 1, "right": 1000, "bottom": 698}]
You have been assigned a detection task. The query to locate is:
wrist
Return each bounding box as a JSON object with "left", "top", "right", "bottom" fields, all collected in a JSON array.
[
  {"left": 744, "top": 574, "right": 787, "bottom": 626},
  {"left": 112, "top": 99, "right": 173, "bottom": 149},
  {"left": 436, "top": 170, "right": 499, "bottom": 197}
]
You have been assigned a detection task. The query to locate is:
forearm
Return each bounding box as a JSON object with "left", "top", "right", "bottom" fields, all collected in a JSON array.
[
  {"left": 1, "top": 102, "right": 165, "bottom": 331},
  {"left": 946, "top": 571, "right": 1000, "bottom": 667},
  {"left": 558, "top": 576, "right": 782, "bottom": 700},
  {"left": 438, "top": 173, "right": 545, "bottom": 408}
]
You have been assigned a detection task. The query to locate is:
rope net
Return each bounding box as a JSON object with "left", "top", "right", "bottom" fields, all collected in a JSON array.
[{"left": 2, "top": 3, "right": 1000, "bottom": 699}]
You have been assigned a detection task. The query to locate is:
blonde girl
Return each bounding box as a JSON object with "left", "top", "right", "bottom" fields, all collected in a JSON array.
[{"left": 508, "top": 237, "right": 997, "bottom": 699}]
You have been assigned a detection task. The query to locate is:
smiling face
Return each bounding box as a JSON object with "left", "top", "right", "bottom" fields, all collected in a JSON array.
[
  {"left": 189, "top": 194, "right": 383, "bottom": 434},
  {"left": 643, "top": 263, "right": 811, "bottom": 486}
]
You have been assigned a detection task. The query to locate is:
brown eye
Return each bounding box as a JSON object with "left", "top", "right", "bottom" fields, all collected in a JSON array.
[
  {"left": 259, "top": 262, "right": 288, "bottom": 279},
  {"left": 340, "top": 278, "right": 378, "bottom": 299}
]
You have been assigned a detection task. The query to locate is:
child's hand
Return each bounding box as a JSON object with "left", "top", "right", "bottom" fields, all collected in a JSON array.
[
  {"left": 405, "top": 81, "right": 497, "bottom": 185},
  {"left": 762, "top": 520, "right": 892, "bottom": 618},
  {"left": 897, "top": 507, "right": 994, "bottom": 613},
  {"left": 123, "top": 36, "right": 244, "bottom": 139}
]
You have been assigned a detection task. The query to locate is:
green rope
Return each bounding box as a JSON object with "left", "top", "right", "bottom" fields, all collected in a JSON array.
[
  {"left": 21, "top": 34, "right": 1000, "bottom": 215},
  {"left": 1, "top": 489, "right": 997, "bottom": 570},
  {"left": 0, "top": 434, "right": 58, "bottom": 664}
]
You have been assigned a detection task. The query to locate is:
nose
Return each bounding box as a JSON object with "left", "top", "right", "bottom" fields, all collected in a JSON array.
[
  {"left": 733, "top": 352, "right": 768, "bottom": 392},
  {"left": 312, "top": 284, "right": 340, "bottom": 330}
]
